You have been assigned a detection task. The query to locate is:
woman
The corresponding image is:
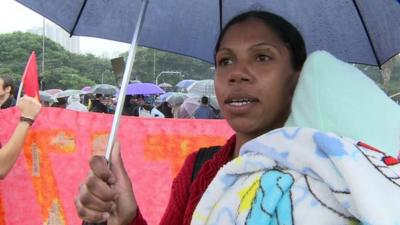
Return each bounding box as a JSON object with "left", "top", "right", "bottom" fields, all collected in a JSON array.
[
  {"left": 0, "top": 95, "right": 41, "bottom": 179},
  {"left": 75, "top": 10, "right": 306, "bottom": 225}
]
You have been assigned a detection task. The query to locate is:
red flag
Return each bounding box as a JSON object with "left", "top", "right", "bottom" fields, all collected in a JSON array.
[{"left": 22, "top": 51, "right": 40, "bottom": 100}]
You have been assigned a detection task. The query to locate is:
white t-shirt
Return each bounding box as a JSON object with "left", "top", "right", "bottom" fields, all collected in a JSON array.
[{"left": 138, "top": 107, "right": 165, "bottom": 118}]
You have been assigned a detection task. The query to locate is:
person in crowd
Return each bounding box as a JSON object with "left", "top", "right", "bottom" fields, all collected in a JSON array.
[
  {"left": 122, "top": 95, "right": 138, "bottom": 116},
  {"left": 156, "top": 102, "right": 173, "bottom": 118},
  {"left": 76, "top": 10, "right": 396, "bottom": 225},
  {"left": 171, "top": 103, "right": 182, "bottom": 118},
  {"left": 193, "top": 96, "right": 217, "bottom": 119},
  {"left": 0, "top": 96, "right": 41, "bottom": 179},
  {"left": 90, "top": 94, "right": 108, "bottom": 113},
  {"left": 66, "top": 94, "right": 88, "bottom": 112},
  {"left": 83, "top": 94, "right": 92, "bottom": 108},
  {"left": 133, "top": 95, "right": 165, "bottom": 118},
  {"left": 102, "top": 96, "right": 116, "bottom": 114},
  {"left": 52, "top": 97, "right": 68, "bottom": 108},
  {"left": 0, "top": 74, "right": 16, "bottom": 109}
]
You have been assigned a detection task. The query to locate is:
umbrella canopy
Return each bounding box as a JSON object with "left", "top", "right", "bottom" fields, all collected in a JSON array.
[
  {"left": 54, "top": 89, "right": 81, "bottom": 99},
  {"left": 175, "top": 80, "right": 197, "bottom": 89},
  {"left": 39, "top": 91, "right": 57, "bottom": 103},
  {"left": 187, "top": 79, "right": 215, "bottom": 97},
  {"left": 91, "top": 84, "right": 119, "bottom": 96},
  {"left": 166, "top": 93, "right": 188, "bottom": 106},
  {"left": 180, "top": 97, "right": 201, "bottom": 118},
  {"left": 208, "top": 96, "right": 220, "bottom": 110},
  {"left": 180, "top": 95, "right": 219, "bottom": 118},
  {"left": 44, "top": 88, "right": 62, "bottom": 96},
  {"left": 16, "top": 0, "right": 400, "bottom": 66},
  {"left": 126, "top": 83, "right": 165, "bottom": 95},
  {"left": 81, "top": 85, "right": 92, "bottom": 94},
  {"left": 158, "top": 92, "right": 175, "bottom": 102},
  {"left": 158, "top": 82, "right": 173, "bottom": 88}
]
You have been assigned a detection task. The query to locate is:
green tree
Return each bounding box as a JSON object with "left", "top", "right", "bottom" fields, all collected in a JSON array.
[
  {"left": 42, "top": 66, "right": 95, "bottom": 89},
  {"left": 0, "top": 32, "right": 115, "bottom": 90},
  {"left": 121, "top": 47, "right": 213, "bottom": 84}
]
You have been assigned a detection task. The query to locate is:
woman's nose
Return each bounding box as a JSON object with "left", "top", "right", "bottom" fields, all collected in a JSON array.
[{"left": 228, "top": 63, "right": 252, "bottom": 83}]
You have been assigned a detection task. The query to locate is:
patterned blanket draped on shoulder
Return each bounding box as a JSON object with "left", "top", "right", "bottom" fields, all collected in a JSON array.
[{"left": 191, "top": 127, "right": 400, "bottom": 225}]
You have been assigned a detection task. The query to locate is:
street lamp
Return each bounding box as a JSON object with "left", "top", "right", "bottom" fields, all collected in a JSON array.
[
  {"left": 155, "top": 71, "right": 182, "bottom": 85},
  {"left": 101, "top": 69, "right": 111, "bottom": 84}
]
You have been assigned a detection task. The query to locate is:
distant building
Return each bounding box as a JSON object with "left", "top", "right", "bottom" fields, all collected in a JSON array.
[{"left": 28, "top": 20, "right": 80, "bottom": 54}]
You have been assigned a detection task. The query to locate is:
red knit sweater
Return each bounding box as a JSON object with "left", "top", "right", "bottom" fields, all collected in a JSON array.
[{"left": 131, "top": 135, "right": 236, "bottom": 225}]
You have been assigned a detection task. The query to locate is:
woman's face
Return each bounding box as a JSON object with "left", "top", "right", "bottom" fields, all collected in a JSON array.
[{"left": 215, "top": 18, "right": 300, "bottom": 140}]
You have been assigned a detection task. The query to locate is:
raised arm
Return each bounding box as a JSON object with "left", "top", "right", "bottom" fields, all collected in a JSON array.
[{"left": 0, "top": 95, "right": 41, "bottom": 179}]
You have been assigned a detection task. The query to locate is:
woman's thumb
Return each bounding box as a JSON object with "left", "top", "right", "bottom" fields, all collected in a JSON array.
[{"left": 109, "top": 142, "right": 130, "bottom": 184}]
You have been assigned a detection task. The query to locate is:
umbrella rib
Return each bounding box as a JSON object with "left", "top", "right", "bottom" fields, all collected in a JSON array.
[
  {"left": 70, "top": 0, "right": 88, "bottom": 37},
  {"left": 351, "top": 0, "right": 381, "bottom": 67}
]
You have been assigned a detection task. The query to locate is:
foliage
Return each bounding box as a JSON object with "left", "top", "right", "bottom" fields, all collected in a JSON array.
[
  {"left": 0, "top": 32, "right": 213, "bottom": 91},
  {"left": 121, "top": 47, "right": 214, "bottom": 85},
  {"left": 0, "top": 32, "right": 115, "bottom": 90}
]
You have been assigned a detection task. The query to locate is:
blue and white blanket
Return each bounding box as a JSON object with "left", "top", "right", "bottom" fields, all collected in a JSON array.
[{"left": 191, "top": 127, "right": 400, "bottom": 225}]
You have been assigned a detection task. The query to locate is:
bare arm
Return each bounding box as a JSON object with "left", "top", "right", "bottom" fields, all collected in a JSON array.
[{"left": 0, "top": 96, "right": 41, "bottom": 179}]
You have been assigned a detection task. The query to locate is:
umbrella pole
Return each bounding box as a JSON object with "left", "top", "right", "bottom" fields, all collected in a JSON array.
[{"left": 104, "top": 0, "right": 149, "bottom": 162}]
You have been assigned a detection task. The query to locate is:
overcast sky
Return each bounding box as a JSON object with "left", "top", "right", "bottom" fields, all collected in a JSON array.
[{"left": 0, "top": 0, "right": 130, "bottom": 57}]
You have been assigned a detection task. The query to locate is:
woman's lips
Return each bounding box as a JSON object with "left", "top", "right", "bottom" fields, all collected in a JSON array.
[{"left": 223, "top": 97, "right": 259, "bottom": 115}]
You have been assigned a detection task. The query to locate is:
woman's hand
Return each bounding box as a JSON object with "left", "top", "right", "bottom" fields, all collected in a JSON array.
[
  {"left": 75, "top": 143, "right": 138, "bottom": 225},
  {"left": 17, "top": 95, "right": 41, "bottom": 119}
]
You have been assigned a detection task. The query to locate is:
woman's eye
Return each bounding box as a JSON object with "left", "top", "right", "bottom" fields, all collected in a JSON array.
[
  {"left": 256, "top": 54, "right": 271, "bottom": 62},
  {"left": 218, "top": 58, "right": 233, "bottom": 66}
]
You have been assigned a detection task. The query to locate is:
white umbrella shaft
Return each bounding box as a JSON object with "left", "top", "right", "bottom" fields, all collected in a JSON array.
[{"left": 105, "top": 0, "right": 149, "bottom": 162}]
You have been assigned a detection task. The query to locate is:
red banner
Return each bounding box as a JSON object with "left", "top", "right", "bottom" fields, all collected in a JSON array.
[
  {"left": 0, "top": 107, "right": 233, "bottom": 225},
  {"left": 22, "top": 51, "right": 40, "bottom": 100}
]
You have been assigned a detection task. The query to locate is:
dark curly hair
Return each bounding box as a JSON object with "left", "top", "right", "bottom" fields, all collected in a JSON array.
[{"left": 214, "top": 10, "right": 306, "bottom": 71}]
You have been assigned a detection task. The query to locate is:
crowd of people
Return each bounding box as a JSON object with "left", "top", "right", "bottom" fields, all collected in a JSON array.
[{"left": 43, "top": 91, "right": 221, "bottom": 119}]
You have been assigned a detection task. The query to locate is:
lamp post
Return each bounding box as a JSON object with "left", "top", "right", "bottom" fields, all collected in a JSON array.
[
  {"left": 155, "top": 71, "right": 182, "bottom": 85},
  {"left": 101, "top": 69, "right": 110, "bottom": 83}
]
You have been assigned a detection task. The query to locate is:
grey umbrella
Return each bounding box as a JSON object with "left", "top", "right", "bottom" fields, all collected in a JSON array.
[
  {"left": 166, "top": 93, "right": 188, "bottom": 106},
  {"left": 187, "top": 80, "right": 215, "bottom": 97},
  {"left": 39, "top": 91, "right": 57, "bottom": 103},
  {"left": 91, "top": 84, "right": 119, "bottom": 96},
  {"left": 16, "top": 0, "right": 400, "bottom": 160},
  {"left": 54, "top": 89, "right": 82, "bottom": 99}
]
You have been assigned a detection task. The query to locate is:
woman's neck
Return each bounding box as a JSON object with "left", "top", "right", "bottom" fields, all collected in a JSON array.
[{"left": 233, "top": 134, "right": 253, "bottom": 157}]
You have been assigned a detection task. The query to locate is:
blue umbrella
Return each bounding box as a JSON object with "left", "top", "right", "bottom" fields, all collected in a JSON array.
[
  {"left": 159, "top": 92, "right": 175, "bottom": 102},
  {"left": 174, "top": 79, "right": 197, "bottom": 92},
  {"left": 16, "top": 0, "right": 400, "bottom": 66}
]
